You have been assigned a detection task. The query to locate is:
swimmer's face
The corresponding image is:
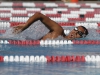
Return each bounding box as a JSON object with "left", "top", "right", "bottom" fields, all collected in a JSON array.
[{"left": 65, "top": 26, "right": 87, "bottom": 40}]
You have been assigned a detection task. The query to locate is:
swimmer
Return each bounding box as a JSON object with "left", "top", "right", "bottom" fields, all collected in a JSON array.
[{"left": 12, "top": 12, "right": 88, "bottom": 40}]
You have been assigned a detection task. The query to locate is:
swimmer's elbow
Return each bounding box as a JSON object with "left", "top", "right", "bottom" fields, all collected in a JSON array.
[
  {"left": 35, "top": 12, "right": 49, "bottom": 20},
  {"left": 30, "top": 12, "right": 42, "bottom": 20}
]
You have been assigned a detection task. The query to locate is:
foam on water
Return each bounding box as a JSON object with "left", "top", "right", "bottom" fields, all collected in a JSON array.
[
  {"left": 85, "top": 29, "right": 100, "bottom": 40},
  {"left": 0, "top": 20, "right": 50, "bottom": 40}
]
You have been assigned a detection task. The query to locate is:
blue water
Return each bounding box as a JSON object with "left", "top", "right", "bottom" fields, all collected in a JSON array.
[{"left": 0, "top": 44, "right": 100, "bottom": 75}]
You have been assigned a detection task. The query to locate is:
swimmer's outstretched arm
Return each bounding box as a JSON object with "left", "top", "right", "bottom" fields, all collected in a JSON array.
[
  {"left": 13, "top": 12, "right": 64, "bottom": 40},
  {"left": 24, "top": 12, "right": 63, "bottom": 32}
]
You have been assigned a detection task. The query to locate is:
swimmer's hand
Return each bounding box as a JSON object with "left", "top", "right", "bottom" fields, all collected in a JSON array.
[{"left": 13, "top": 24, "right": 26, "bottom": 34}]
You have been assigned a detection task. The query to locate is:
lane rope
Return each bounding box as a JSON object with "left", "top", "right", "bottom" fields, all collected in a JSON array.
[
  {"left": 0, "top": 21, "right": 99, "bottom": 29},
  {"left": 0, "top": 40, "right": 100, "bottom": 45},
  {"left": 0, "top": 55, "right": 100, "bottom": 63},
  {"left": 0, "top": 2, "right": 99, "bottom": 8}
]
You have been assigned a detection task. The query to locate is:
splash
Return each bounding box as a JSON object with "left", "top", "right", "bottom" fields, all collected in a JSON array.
[
  {"left": 0, "top": 20, "right": 49, "bottom": 40},
  {"left": 0, "top": 21, "right": 100, "bottom": 40},
  {"left": 85, "top": 28, "right": 100, "bottom": 40}
]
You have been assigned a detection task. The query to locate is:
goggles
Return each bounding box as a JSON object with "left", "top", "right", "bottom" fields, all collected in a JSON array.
[{"left": 74, "top": 27, "right": 86, "bottom": 38}]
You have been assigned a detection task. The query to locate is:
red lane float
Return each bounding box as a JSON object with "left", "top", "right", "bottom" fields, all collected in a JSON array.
[
  {"left": 0, "top": 30, "right": 6, "bottom": 33},
  {"left": 46, "top": 55, "right": 85, "bottom": 62},
  {"left": 8, "top": 40, "right": 40, "bottom": 45},
  {"left": 72, "top": 40, "right": 100, "bottom": 45}
]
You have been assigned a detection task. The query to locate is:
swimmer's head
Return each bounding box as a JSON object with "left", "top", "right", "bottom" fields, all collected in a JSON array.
[{"left": 64, "top": 26, "right": 88, "bottom": 40}]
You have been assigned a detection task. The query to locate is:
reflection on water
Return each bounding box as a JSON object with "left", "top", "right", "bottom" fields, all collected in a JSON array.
[
  {"left": 0, "top": 44, "right": 100, "bottom": 56},
  {"left": 0, "top": 62, "right": 100, "bottom": 75}
]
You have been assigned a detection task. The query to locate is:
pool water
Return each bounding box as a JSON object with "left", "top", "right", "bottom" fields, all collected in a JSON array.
[{"left": 0, "top": 44, "right": 100, "bottom": 75}]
